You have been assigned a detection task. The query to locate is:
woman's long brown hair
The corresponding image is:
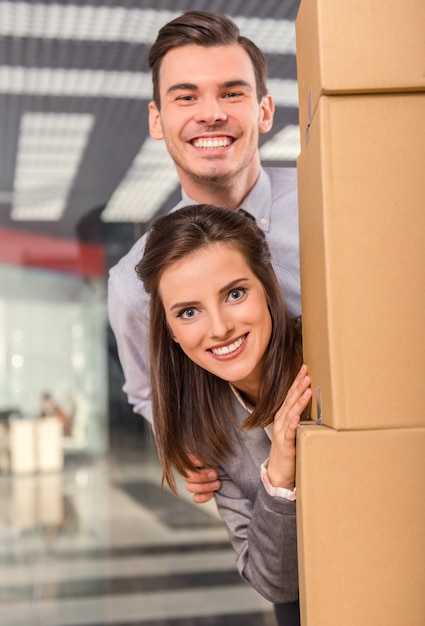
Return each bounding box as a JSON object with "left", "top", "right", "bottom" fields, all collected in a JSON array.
[{"left": 136, "top": 205, "right": 302, "bottom": 492}]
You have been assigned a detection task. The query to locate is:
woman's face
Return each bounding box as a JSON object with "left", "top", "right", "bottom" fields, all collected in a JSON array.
[{"left": 159, "top": 243, "right": 272, "bottom": 403}]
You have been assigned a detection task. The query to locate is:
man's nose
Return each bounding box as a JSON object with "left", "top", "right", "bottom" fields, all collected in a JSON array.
[{"left": 194, "top": 98, "right": 227, "bottom": 124}]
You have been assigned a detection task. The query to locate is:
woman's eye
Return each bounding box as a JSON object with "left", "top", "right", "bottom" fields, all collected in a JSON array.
[
  {"left": 178, "top": 308, "right": 197, "bottom": 319},
  {"left": 227, "top": 288, "right": 247, "bottom": 302}
]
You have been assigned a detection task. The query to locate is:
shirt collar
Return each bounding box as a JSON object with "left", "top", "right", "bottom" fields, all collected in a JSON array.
[
  {"left": 240, "top": 168, "right": 272, "bottom": 233},
  {"left": 229, "top": 383, "right": 254, "bottom": 413},
  {"left": 229, "top": 383, "right": 273, "bottom": 441},
  {"left": 180, "top": 167, "right": 272, "bottom": 233}
]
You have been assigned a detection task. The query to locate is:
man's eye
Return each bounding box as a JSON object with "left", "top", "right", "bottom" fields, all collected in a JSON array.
[
  {"left": 176, "top": 95, "right": 195, "bottom": 101},
  {"left": 224, "top": 92, "right": 243, "bottom": 99}
]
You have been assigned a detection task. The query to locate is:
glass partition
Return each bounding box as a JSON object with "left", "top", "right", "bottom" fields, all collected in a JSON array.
[{"left": 0, "top": 259, "right": 108, "bottom": 459}]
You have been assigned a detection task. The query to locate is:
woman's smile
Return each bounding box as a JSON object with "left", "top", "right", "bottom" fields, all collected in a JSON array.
[{"left": 209, "top": 333, "right": 248, "bottom": 357}]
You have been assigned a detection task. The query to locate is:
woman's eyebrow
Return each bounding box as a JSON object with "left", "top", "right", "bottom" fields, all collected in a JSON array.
[
  {"left": 218, "top": 277, "right": 249, "bottom": 295},
  {"left": 169, "top": 299, "right": 201, "bottom": 313}
]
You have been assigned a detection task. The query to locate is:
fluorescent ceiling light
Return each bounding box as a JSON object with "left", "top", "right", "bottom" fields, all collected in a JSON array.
[
  {"left": 0, "top": 67, "right": 153, "bottom": 99},
  {"left": 11, "top": 112, "right": 94, "bottom": 221},
  {"left": 267, "top": 79, "right": 299, "bottom": 108},
  {"left": 234, "top": 16, "right": 295, "bottom": 54},
  {"left": 260, "top": 125, "right": 300, "bottom": 161},
  {"left": 0, "top": 3, "right": 295, "bottom": 53},
  {"left": 101, "top": 137, "right": 178, "bottom": 224},
  {"left": 0, "top": 3, "right": 177, "bottom": 42}
]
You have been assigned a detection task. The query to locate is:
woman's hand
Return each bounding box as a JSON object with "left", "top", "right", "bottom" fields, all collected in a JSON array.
[{"left": 267, "top": 364, "right": 312, "bottom": 489}]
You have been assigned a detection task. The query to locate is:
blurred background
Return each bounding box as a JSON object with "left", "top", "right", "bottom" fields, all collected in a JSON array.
[
  {"left": 0, "top": 0, "right": 300, "bottom": 455},
  {"left": 0, "top": 1, "right": 299, "bottom": 624}
]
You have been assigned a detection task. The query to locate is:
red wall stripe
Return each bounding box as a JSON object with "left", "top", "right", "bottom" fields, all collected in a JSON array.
[{"left": 0, "top": 227, "right": 106, "bottom": 277}]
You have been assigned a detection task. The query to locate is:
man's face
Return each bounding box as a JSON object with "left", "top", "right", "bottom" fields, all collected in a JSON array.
[{"left": 148, "top": 44, "right": 274, "bottom": 190}]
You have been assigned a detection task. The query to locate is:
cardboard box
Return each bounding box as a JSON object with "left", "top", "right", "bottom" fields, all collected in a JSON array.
[
  {"left": 297, "top": 93, "right": 425, "bottom": 430},
  {"left": 296, "top": 0, "right": 425, "bottom": 144},
  {"left": 296, "top": 424, "right": 425, "bottom": 626}
]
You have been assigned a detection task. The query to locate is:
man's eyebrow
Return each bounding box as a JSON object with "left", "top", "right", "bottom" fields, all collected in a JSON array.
[
  {"left": 166, "top": 80, "right": 254, "bottom": 96},
  {"left": 166, "top": 83, "right": 197, "bottom": 96},
  {"left": 220, "top": 80, "right": 254, "bottom": 91}
]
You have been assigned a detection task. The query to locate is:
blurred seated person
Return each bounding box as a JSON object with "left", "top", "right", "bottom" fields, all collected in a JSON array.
[{"left": 40, "top": 392, "right": 73, "bottom": 437}]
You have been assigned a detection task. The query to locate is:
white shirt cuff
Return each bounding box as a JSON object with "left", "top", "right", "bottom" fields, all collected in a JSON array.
[{"left": 260, "top": 459, "right": 296, "bottom": 501}]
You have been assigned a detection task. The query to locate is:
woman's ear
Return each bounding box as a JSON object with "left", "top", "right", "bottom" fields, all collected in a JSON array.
[{"left": 148, "top": 101, "right": 164, "bottom": 140}]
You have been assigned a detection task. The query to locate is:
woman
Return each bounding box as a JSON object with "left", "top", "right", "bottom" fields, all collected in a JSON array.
[{"left": 136, "top": 205, "right": 311, "bottom": 626}]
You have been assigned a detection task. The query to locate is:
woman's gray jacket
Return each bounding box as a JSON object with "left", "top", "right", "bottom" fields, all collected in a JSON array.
[{"left": 214, "top": 393, "right": 298, "bottom": 604}]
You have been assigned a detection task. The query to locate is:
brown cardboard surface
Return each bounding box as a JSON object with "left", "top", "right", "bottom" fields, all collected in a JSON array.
[
  {"left": 295, "top": 0, "right": 425, "bottom": 145},
  {"left": 296, "top": 424, "right": 425, "bottom": 626},
  {"left": 297, "top": 93, "right": 425, "bottom": 430}
]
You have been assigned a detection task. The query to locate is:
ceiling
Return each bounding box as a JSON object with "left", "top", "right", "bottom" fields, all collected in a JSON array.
[{"left": 0, "top": 0, "right": 300, "bottom": 254}]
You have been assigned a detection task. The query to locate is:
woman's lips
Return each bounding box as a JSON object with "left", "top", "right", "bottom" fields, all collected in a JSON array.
[{"left": 209, "top": 333, "right": 247, "bottom": 356}]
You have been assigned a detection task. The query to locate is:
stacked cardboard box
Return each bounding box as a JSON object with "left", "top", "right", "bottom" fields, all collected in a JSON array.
[
  {"left": 298, "top": 93, "right": 425, "bottom": 429},
  {"left": 296, "top": 0, "right": 425, "bottom": 147},
  {"left": 295, "top": 1, "right": 425, "bottom": 623},
  {"left": 296, "top": 426, "right": 425, "bottom": 625}
]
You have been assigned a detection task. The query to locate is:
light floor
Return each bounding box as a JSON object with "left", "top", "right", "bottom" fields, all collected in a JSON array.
[{"left": 0, "top": 425, "right": 277, "bottom": 626}]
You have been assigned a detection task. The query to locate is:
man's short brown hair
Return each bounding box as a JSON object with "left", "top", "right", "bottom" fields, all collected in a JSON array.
[{"left": 148, "top": 10, "right": 268, "bottom": 108}]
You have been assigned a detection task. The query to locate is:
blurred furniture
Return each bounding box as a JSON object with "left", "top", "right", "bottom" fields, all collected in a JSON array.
[{"left": 4, "top": 417, "right": 63, "bottom": 475}]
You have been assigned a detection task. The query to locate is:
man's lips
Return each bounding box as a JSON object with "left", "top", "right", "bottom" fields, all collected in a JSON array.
[
  {"left": 191, "top": 136, "right": 234, "bottom": 149},
  {"left": 209, "top": 334, "right": 247, "bottom": 356}
]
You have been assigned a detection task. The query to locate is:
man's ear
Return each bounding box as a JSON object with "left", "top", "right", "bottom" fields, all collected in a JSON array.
[
  {"left": 258, "top": 94, "right": 275, "bottom": 134},
  {"left": 148, "top": 101, "right": 164, "bottom": 140}
]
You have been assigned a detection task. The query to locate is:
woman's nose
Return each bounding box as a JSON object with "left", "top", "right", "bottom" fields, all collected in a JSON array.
[{"left": 209, "top": 309, "right": 233, "bottom": 339}]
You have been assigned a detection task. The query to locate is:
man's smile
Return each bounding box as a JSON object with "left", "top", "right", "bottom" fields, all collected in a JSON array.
[{"left": 191, "top": 136, "right": 234, "bottom": 149}]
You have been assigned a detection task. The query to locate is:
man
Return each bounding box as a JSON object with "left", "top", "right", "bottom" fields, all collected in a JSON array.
[{"left": 108, "top": 10, "right": 300, "bottom": 503}]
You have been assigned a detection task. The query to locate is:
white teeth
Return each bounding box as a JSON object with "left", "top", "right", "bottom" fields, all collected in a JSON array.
[
  {"left": 211, "top": 336, "right": 245, "bottom": 356},
  {"left": 192, "top": 137, "right": 232, "bottom": 149}
]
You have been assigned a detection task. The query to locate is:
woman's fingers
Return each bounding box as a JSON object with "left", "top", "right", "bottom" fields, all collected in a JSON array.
[
  {"left": 275, "top": 364, "right": 311, "bottom": 427},
  {"left": 267, "top": 366, "right": 312, "bottom": 489},
  {"left": 266, "top": 368, "right": 309, "bottom": 487}
]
